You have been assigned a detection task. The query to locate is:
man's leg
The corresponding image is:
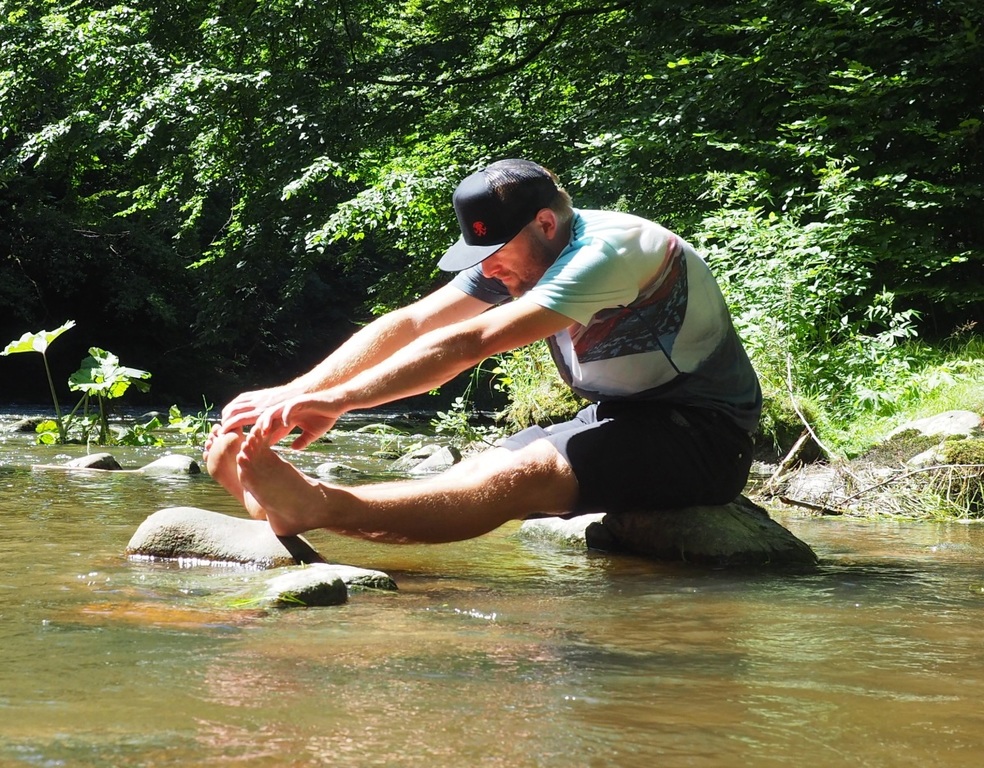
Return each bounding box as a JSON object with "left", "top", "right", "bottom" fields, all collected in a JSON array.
[{"left": 235, "top": 429, "right": 579, "bottom": 544}]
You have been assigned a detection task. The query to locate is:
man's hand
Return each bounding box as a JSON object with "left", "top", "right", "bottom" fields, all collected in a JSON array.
[
  {"left": 219, "top": 386, "right": 296, "bottom": 434},
  {"left": 251, "top": 393, "right": 342, "bottom": 450}
]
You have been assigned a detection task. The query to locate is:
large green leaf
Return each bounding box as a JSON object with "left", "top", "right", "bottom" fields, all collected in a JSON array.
[
  {"left": 1, "top": 321, "right": 76, "bottom": 356},
  {"left": 68, "top": 347, "right": 151, "bottom": 399}
]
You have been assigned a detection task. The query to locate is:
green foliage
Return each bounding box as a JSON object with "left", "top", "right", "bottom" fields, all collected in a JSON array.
[
  {"left": 431, "top": 364, "right": 503, "bottom": 448},
  {"left": 492, "top": 341, "right": 585, "bottom": 431},
  {"left": 1, "top": 0, "right": 981, "bottom": 438},
  {"left": 830, "top": 336, "right": 984, "bottom": 457},
  {"left": 431, "top": 342, "right": 585, "bottom": 446},
  {"left": 114, "top": 414, "right": 166, "bottom": 448},
  {"left": 692, "top": 162, "right": 936, "bottom": 450},
  {"left": 69, "top": 347, "right": 151, "bottom": 401},
  {"left": 1, "top": 321, "right": 76, "bottom": 441},
  {"left": 167, "top": 401, "right": 216, "bottom": 446},
  {"left": 65, "top": 347, "right": 152, "bottom": 445},
  {"left": 432, "top": 395, "right": 501, "bottom": 449},
  {"left": 352, "top": 423, "right": 420, "bottom": 459}
]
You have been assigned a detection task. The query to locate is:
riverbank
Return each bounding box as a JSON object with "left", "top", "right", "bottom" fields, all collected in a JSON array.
[{"left": 752, "top": 410, "right": 983, "bottom": 520}]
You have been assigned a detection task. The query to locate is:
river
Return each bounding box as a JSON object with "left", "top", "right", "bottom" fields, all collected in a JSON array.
[{"left": 1, "top": 407, "right": 983, "bottom": 767}]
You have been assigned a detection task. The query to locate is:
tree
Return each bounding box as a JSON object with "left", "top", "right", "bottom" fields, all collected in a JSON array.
[{"left": 1, "top": 0, "right": 980, "bottom": 411}]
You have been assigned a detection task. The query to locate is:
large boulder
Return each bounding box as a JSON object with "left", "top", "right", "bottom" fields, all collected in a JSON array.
[
  {"left": 887, "top": 410, "right": 981, "bottom": 439},
  {"left": 126, "top": 506, "right": 326, "bottom": 568},
  {"left": 519, "top": 496, "right": 817, "bottom": 567}
]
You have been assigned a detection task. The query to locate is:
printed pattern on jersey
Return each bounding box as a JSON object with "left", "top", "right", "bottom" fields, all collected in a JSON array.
[{"left": 571, "top": 235, "right": 687, "bottom": 363}]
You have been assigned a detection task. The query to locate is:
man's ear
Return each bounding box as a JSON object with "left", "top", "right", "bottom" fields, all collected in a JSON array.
[{"left": 532, "top": 208, "right": 560, "bottom": 240}]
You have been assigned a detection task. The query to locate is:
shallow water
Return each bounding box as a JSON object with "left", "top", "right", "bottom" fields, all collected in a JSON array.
[{"left": 2, "top": 408, "right": 984, "bottom": 767}]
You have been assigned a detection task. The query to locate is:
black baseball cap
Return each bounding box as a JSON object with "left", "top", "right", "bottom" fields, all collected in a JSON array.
[{"left": 437, "top": 159, "right": 559, "bottom": 272}]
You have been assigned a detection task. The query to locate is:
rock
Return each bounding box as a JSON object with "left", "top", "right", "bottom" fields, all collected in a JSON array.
[
  {"left": 406, "top": 445, "right": 461, "bottom": 475},
  {"left": 33, "top": 452, "right": 200, "bottom": 474},
  {"left": 65, "top": 452, "right": 123, "bottom": 470},
  {"left": 126, "top": 506, "right": 326, "bottom": 568},
  {"left": 519, "top": 513, "right": 605, "bottom": 548},
  {"left": 7, "top": 417, "right": 46, "bottom": 433},
  {"left": 137, "top": 454, "right": 201, "bottom": 475},
  {"left": 907, "top": 444, "right": 947, "bottom": 468},
  {"left": 888, "top": 410, "right": 981, "bottom": 439},
  {"left": 318, "top": 563, "right": 399, "bottom": 591},
  {"left": 519, "top": 496, "right": 817, "bottom": 567},
  {"left": 388, "top": 444, "right": 439, "bottom": 471},
  {"left": 314, "top": 461, "right": 366, "bottom": 480},
  {"left": 249, "top": 566, "right": 349, "bottom": 608},
  {"left": 770, "top": 411, "right": 984, "bottom": 517},
  {"left": 780, "top": 464, "right": 845, "bottom": 504},
  {"left": 388, "top": 443, "right": 461, "bottom": 473}
]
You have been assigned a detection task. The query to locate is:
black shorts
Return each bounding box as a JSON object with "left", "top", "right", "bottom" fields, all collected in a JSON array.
[{"left": 500, "top": 402, "right": 754, "bottom": 514}]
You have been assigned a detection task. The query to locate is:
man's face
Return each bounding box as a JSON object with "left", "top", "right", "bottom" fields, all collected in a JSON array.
[{"left": 480, "top": 225, "right": 557, "bottom": 297}]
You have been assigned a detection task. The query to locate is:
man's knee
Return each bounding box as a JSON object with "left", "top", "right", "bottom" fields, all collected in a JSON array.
[{"left": 499, "top": 439, "right": 579, "bottom": 512}]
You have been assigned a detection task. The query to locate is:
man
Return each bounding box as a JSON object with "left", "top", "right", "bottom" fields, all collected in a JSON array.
[{"left": 204, "top": 159, "right": 761, "bottom": 543}]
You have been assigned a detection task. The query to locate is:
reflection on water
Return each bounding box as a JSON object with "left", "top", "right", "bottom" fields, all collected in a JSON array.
[{"left": 2, "top": 410, "right": 984, "bottom": 766}]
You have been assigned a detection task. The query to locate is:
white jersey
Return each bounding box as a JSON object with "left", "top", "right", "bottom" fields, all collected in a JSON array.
[{"left": 451, "top": 209, "right": 761, "bottom": 432}]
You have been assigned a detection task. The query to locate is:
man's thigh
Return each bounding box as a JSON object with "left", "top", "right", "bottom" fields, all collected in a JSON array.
[{"left": 507, "top": 403, "right": 752, "bottom": 513}]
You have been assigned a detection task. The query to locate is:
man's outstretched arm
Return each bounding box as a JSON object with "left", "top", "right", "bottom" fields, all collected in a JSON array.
[
  {"left": 219, "top": 284, "right": 490, "bottom": 436},
  {"left": 249, "top": 297, "right": 573, "bottom": 449}
]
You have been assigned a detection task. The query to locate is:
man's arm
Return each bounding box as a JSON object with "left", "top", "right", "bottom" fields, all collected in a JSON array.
[
  {"left": 220, "top": 283, "right": 490, "bottom": 434},
  {"left": 252, "top": 297, "right": 573, "bottom": 448}
]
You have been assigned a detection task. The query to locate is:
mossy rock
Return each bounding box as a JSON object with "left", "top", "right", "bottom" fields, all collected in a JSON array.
[
  {"left": 941, "top": 437, "right": 984, "bottom": 465},
  {"left": 755, "top": 393, "right": 823, "bottom": 463},
  {"left": 860, "top": 430, "right": 942, "bottom": 466}
]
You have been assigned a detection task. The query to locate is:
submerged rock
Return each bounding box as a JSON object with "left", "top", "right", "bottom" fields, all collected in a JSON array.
[
  {"left": 246, "top": 566, "right": 349, "bottom": 608},
  {"left": 32, "top": 452, "right": 200, "bottom": 474},
  {"left": 66, "top": 452, "right": 123, "bottom": 471},
  {"left": 237, "top": 563, "right": 398, "bottom": 609},
  {"left": 314, "top": 461, "right": 366, "bottom": 480},
  {"left": 137, "top": 454, "right": 201, "bottom": 475},
  {"left": 519, "top": 496, "right": 817, "bottom": 567},
  {"left": 127, "top": 506, "right": 326, "bottom": 568}
]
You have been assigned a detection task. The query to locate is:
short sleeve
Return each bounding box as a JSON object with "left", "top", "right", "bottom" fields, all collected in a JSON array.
[{"left": 449, "top": 265, "right": 512, "bottom": 306}]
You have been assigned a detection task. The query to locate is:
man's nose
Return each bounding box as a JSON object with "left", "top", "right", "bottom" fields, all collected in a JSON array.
[{"left": 481, "top": 255, "right": 501, "bottom": 278}]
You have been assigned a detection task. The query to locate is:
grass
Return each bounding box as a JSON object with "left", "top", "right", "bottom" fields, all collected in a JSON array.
[{"left": 820, "top": 336, "right": 984, "bottom": 459}]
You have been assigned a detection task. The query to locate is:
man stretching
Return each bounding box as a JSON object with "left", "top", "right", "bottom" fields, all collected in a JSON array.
[{"left": 204, "top": 159, "right": 761, "bottom": 543}]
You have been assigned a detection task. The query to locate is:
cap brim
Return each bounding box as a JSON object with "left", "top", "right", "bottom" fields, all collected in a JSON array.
[{"left": 437, "top": 237, "right": 505, "bottom": 272}]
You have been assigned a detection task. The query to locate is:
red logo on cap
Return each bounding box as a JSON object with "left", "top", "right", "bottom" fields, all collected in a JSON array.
[{"left": 472, "top": 221, "right": 487, "bottom": 237}]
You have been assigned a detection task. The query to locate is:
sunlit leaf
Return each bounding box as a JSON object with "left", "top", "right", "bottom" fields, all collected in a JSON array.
[{"left": 1, "top": 321, "right": 76, "bottom": 356}]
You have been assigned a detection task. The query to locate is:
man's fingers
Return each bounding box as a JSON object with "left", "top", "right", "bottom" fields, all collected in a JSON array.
[
  {"left": 219, "top": 410, "right": 260, "bottom": 435},
  {"left": 291, "top": 432, "right": 315, "bottom": 450},
  {"left": 248, "top": 412, "right": 292, "bottom": 446}
]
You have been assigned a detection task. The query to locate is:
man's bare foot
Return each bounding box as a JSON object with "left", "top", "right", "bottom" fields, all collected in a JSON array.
[
  {"left": 237, "top": 431, "right": 346, "bottom": 537},
  {"left": 204, "top": 425, "right": 268, "bottom": 520}
]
